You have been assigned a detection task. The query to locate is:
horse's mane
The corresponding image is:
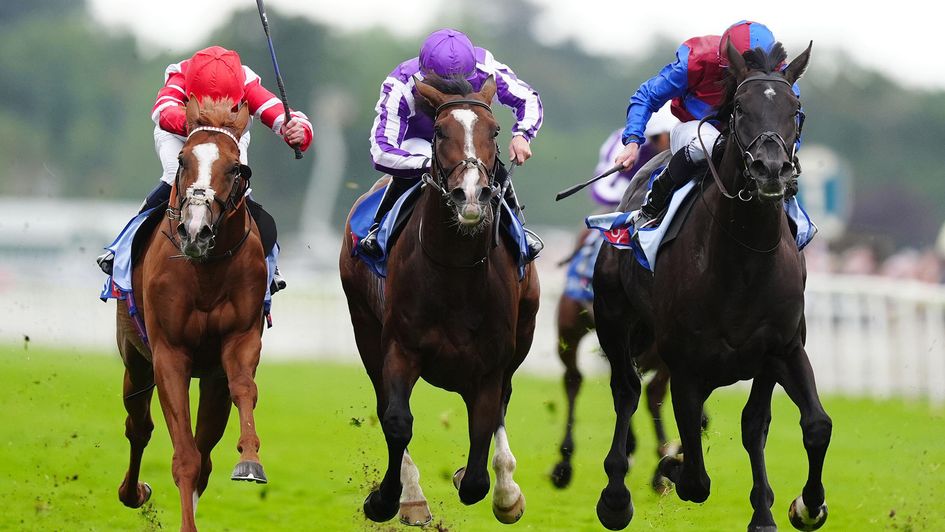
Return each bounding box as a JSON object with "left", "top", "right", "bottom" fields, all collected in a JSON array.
[
  {"left": 192, "top": 97, "right": 242, "bottom": 131},
  {"left": 717, "top": 42, "right": 789, "bottom": 124},
  {"left": 416, "top": 74, "right": 475, "bottom": 117}
]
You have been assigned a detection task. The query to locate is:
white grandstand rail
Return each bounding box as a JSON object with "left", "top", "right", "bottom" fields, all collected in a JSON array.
[{"left": 806, "top": 274, "right": 945, "bottom": 404}]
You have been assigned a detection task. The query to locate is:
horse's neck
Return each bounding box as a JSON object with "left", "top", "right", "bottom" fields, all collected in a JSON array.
[
  {"left": 417, "top": 188, "right": 491, "bottom": 268},
  {"left": 709, "top": 143, "right": 785, "bottom": 252},
  {"left": 216, "top": 204, "right": 251, "bottom": 250}
]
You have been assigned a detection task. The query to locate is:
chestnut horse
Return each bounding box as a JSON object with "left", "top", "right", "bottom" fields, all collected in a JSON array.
[
  {"left": 115, "top": 97, "right": 268, "bottom": 531},
  {"left": 593, "top": 42, "right": 831, "bottom": 531},
  {"left": 340, "top": 75, "right": 540, "bottom": 526}
]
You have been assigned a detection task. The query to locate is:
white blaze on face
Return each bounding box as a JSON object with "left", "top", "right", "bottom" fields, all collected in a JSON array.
[
  {"left": 764, "top": 86, "right": 777, "bottom": 100},
  {"left": 185, "top": 142, "right": 219, "bottom": 237},
  {"left": 450, "top": 109, "right": 480, "bottom": 201}
]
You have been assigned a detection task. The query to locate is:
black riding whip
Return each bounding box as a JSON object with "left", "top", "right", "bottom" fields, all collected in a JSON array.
[
  {"left": 255, "top": 0, "right": 303, "bottom": 159},
  {"left": 555, "top": 164, "right": 622, "bottom": 201}
]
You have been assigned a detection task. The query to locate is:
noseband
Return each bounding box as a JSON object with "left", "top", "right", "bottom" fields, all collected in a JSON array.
[
  {"left": 165, "top": 126, "right": 252, "bottom": 259},
  {"left": 700, "top": 73, "right": 804, "bottom": 202},
  {"left": 421, "top": 99, "right": 501, "bottom": 206}
]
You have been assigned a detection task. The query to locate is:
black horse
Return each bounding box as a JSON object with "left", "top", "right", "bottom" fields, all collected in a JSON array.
[{"left": 592, "top": 41, "right": 831, "bottom": 532}]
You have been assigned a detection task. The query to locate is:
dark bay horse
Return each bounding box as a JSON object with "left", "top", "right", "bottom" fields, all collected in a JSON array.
[
  {"left": 551, "top": 228, "right": 682, "bottom": 495},
  {"left": 593, "top": 42, "right": 831, "bottom": 531},
  {"left": 115, "top": 97, "right": 268, "bottom": 531},
  {"left": 340, "top": 75, "right": 540, "bottom": 526}
]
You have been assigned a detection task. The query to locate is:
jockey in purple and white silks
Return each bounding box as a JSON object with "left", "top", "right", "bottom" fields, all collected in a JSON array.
[
  {"left": 590, "top": 103, "right": 678, "bottom": 208},
  {"left": 358, "top": 28, "right": 545, "bottom": 260},
  {"left": 613, "top": 20, "right": 802, "bottom": 229}
]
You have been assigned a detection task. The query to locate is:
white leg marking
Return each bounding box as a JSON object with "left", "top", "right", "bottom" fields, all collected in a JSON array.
[
  {"left": 399, "top": 451, "right": 426, "bottom": 504},
  {"left": 450, "top": 109, "right": 481, "bottom": 200},
  {"left": 492, "top": 426, "right": 521, "bottom": 510},
  {"left": 192, "top": 489, "right": 199, "bottom": 517}
]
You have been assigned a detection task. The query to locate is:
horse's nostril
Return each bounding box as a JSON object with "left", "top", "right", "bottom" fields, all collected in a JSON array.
[
  {"left": 177, "top": 223, "right": 187, "bottom": 238},
  {"left": 450, "top": 188, "right": 466, "bottom": 204},
  {"left": 780, "top": 161, "right": 795, "bottom": 179},
  {"left": 477, "top": 187, "right": 494, "bottom": 203},
  {"left": 198, "top": 225, "right": 213, "bottom": 241}
]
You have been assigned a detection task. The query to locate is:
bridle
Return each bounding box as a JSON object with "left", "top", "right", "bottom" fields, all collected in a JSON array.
[
  {"left": 421, "top": 99, "right": 501, "bottom": 207},
  {"left": 164, "top": 126, "right": 253, "bottom": 260},
  {"left": 700, "top": 73, "right": 805, "bottom": 202}
]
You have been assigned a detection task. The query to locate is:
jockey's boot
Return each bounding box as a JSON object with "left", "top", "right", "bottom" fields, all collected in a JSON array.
[
  {"left": 356, "top": 176, "right": 416, "bottom": 261},
  {"left": 633, "top": 149, "right": 697, "bottom": 230},
  {"left": 503, "top": 183, "right": 544, "bottom": 261},
  {"left": 96, "top": 182, "right": 173, "bottom": 275},
  {"left": 270, "top": 267, "right": 287, "bottom": 295}
]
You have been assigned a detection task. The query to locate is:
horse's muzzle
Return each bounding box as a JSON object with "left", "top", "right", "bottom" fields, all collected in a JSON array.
[
  {"left": 451, "top": 185, "right": 494, "bottom": 226},
  {"left": 178, "top": 222, "right": 215, "bottom": 259},
  {"left": 747, "top": 158, "right": 794, "bottom": 202}
]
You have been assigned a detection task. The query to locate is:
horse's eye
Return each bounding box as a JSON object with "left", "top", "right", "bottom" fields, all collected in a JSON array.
[
  {"left": 230, "top": 164, "right": 241, "bottom": 176},
  {"left": 435, "top": 126, "right": 446, "bottom": 139},
  {"left": 492, "top": 129, "right": 500, "bottom": 139}
]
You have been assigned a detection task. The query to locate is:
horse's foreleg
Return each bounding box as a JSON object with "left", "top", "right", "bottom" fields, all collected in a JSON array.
[
  {"left": 454, "top": 380, "right": 502, "bottom": 506},
  {"left": 118, "top": 347, "right": 155, "bottom": 509},
  {"left": 398, "top": 450, "right": 432, "bottom": 526},
  {"left": 194, "top": 375, "right": 232, "bottom": 497},
  {"left": 660, "top": 372, "right": 710, "bottom": 504},
  {"left": 491, "top": 384, "right": 525, "bottom": 524},
  {"left": 221, "top": 333, "right": 267, "bottom": 484},
  {"left": 775, "top": 347, "right": 832, "bottom": 531},
  {"left": 153, "top": 347, "right": 199, "bottom": 532},
  {"left": 645, "top": 368, "right": 675, "bottom": 495},
  {"left": 551, "top": 296, "right": 588, "bottom": 489},
  {"left": 742, "top": 373, "right": 777, "bottom": 531},
  {"left": 364, "top": 344, "right": 419, "bottom": 523}
]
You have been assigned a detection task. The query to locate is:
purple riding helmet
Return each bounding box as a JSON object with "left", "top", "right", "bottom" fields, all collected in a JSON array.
[{"left": 419, "top": 28, "right": 478, "bottom": 79}]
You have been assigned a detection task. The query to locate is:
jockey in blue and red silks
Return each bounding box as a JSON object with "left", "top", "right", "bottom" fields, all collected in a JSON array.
[
  {"left": 614, "top": 20, "right": 801, "bottom": 228},
  {"left": 358, "top": 28, "right": 545, "bottom": 260},
  {"left": 96, "top": 46, "right": 314, "bottom": 293}
]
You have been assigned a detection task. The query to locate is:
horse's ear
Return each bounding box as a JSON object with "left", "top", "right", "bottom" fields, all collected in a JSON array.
[
  {"left": 185, "top": 94, "right": 201, "bottom": 132},
  {"left": 414, "top": 75, "right": 446, "bottom": 109},
  {"left": 478, "top": 75, "right": 496, "bottom": 103},
  {"left": 233, "top": 100, "right": 250, "bottom": 136},
  {"left": 784, "top": 41, "right": 813, "bottom": 84},
  {"left": 725, "top": 39, "right": 748, "bottom": 81}
]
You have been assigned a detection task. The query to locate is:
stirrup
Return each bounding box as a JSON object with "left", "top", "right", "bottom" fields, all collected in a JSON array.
[
  {"left": 524, "top": 228, "right": 544, "bottom": 261},
  {"left": 358, "top": 225, "right": 383, "bottom": 260},
  {"left": 96, "top": 251, "right": 115, "bottom": 275},
  {"left": 269, "top": 267, "right": 287, "bottom": 295}
]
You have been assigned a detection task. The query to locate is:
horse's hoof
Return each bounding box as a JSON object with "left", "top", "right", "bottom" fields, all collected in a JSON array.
[
  {"left": 550, "top": 461, "right": 573, "bottom": 489},
  {"left": 363, "top": 490, "right": 398, "bottom": 523},
  {"left": 452, "top": 467, "right": 466, "bottom": 491},
  {"left": 650, "top": 470, "right": 673, "bottom": 496},
  {"left": 399, "top": 499, "right": 433, "bottom": 527},
  {"left": 493, "top": 493, "right": 525, "bottom": 524},
  {"left": 657, "top": 454, "right": 683, "bottom": 484},
  {"left": 596, "top": 495, "right": 633, "bottom": 530},
  {"left": 119, "top": 481, "right": 152, "bottom": 508},
  {"left": 789, "top": 496, "right": 828, "bottom": 531},
  {"left": 231, "top": 461, "right": 268, "bottom": 484},
  {"left": 748, "top": 525, "right": 778, "bottom": 532}
]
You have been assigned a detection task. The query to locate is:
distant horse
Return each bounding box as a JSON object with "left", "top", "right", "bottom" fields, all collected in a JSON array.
[
  {"left": 551, "top": 228, "right": 687, "bottom": 494},
  {"left": 115, "top": 97, "right": 268, "bottom": 531},
  {"left": 593, "top": 41, "right": 831, "bottom": 532},
  {"left": 340, "top": 75, "right": 540, "bottom": 526}
]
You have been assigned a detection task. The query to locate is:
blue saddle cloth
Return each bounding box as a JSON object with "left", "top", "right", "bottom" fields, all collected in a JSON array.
[
  {"left": 99, "top": 206, "right": 276, "bottom": 344},
  {"left": 586, "top": 178, "right": 817, "bottom": 272},
  {"left": 350, "top": 181, "right": 529, "bottom": 279},
  {"left": 564, "top": 231, "right": 604, "bottom": 303}
]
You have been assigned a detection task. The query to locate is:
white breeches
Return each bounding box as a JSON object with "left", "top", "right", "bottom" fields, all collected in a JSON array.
[{"left": 670, "top": 120, "right": 720, "bottom": 164}]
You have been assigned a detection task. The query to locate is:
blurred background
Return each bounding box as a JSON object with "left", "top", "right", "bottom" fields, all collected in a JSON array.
[{"left": 1, "top": 0, "right": 944, "bottom": 401}]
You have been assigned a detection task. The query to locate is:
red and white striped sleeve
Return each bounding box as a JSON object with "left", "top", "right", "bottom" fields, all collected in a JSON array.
[
  {"left": 151, "top": 60, "right": 188, "bottom": 136},
  {"left": 242, "top": 66, "right": 313, "bottom": 152}
]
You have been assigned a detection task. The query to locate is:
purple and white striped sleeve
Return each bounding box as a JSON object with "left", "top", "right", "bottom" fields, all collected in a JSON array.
[
  {"left": 369, "top": 75, "right": 427, "bottom": 177},
  {"left": 482, "top": 51, "right": 543, "bottom": 142}
]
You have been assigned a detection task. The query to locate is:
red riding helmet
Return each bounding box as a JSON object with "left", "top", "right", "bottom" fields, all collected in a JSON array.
[{"left": 184, "top": 46, "right": 245, "bottom": 108}]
